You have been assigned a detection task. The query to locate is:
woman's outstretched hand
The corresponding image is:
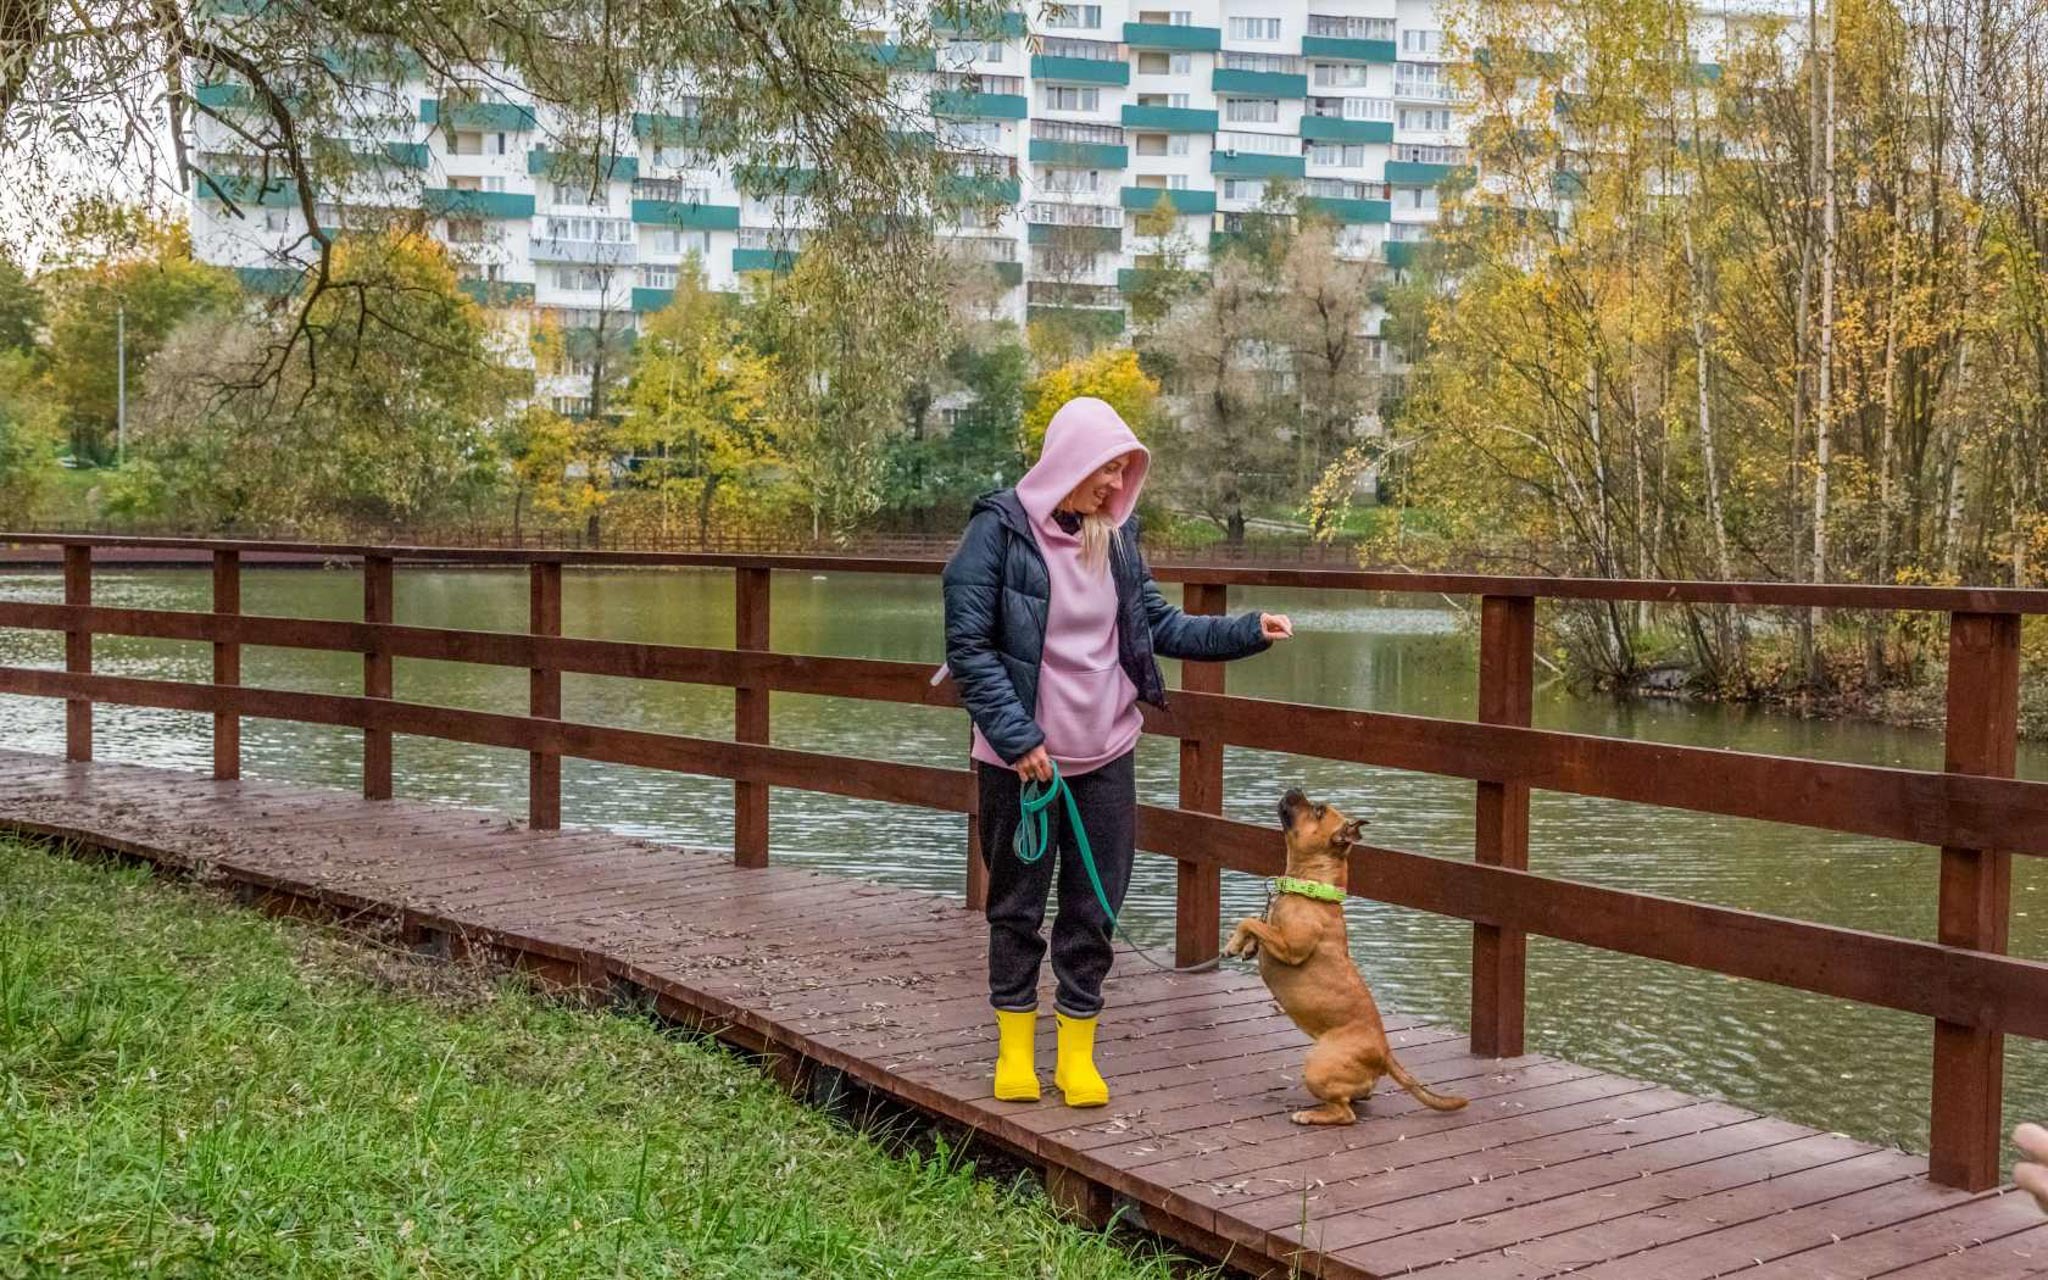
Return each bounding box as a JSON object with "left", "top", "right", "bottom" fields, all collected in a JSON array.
[
  {"left": 1260, "top": 613, "right": 1294, "bottom": 641},
  {"left": 2017, "top": 1123, "right": 2048, "bottom": 1213},
  {"left": 1014, "top": 745, "right": 1054, "bottom": 784}
]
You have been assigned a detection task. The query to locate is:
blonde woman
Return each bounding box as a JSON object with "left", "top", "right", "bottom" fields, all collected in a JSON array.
[{"left": 941, "top": 397, "right": 1291, "bottom": 1106}]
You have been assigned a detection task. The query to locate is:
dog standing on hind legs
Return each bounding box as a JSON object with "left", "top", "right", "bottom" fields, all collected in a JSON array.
[{"left": 1224, "top": 790, "right": 1469, "bottom": 1125}]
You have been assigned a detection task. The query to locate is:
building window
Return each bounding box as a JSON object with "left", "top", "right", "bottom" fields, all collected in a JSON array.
[
  {"left": 1040, "top": 85, "right": 1102, "bottom": 113},
  {"left": 553, "top": 265, "right": 614, "bottom": 291},
  {"left": 1045, "top": 4, "right": 1102, "bottom": 29},
  {"left": 634, "top": 179, "right": 714, "bottom": 205},
  {"left": 262, "top": 209, "right": 289, "bottom": 232},
  {"left": 1400, "top": 186, "right": 1440, "bottom": 211},
  {"left": 1401, "top": 29, "right": 1445, "bottom": 57},
  {"left": 1223, "top": 97, "right": 1280, "bottom": 123},
  {"left": 551, "top": 396, "right": 593, "bottom": 418},
  {"left": 541, "top": 216, "right": 634, "bottom": 244},
  {"left": 647, "top": 227, "right": 713, "bottom": 256},
  {"left": 1036, "top": 166, "right": 1105, "bottom": 193},
  {"left": 942, "top": 121, "right": 1004, "bottom": 150},
  {"left": 1308, "top": 143, "right": 1369, "bottom": 168},
  {"left": 1223, "top": 178, "right": 1265, "bottom": 201},
  {"left": 1135, "top": 51, "right": 1192, "bottom": 75},
  {"left": 1223, "top": 52, "right": 1301, "bottom": 74},
  {"left": 1311, "top": 63, "right": 1370, "bottom": 88},
  {"left": 552, "top": 181, "right": 604, "bottom": 207},
  {"left": 1308, "top": 15, "right": 1395, "bottom": 40},
  {"left": 1398, "top": 107, "right": 1454, "bottom": 131},
  {"left": 1137, "top": 8, "right": 1194, "bottom": 24},
  {"left": 1218, "top": 129, "right": 1296, "bottom": 154},
  {"left": 640, "top": 264, "right": 678, "bottom": 289},
  {"left": 446, "top": 218, "right": 488, "bottom": 243},
  {"left": 1396, "top": 144, "right": 1467, "bottom": 165},
  {"left": 944, "top": 39, "right": 1005, "bottom": 64},
  {"left": 1228, "top": 16, "right": 1281, "bottom": 41}
]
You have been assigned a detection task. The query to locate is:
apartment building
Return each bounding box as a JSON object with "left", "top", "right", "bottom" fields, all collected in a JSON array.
[{"left": 189, "top": 1, "right": 1783, "bottom": 413}]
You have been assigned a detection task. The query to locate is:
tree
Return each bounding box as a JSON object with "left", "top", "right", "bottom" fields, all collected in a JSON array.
[
  {"left": 621, "top": 262, "right": 780, "bottom": 541},
  {"left": 749, "top": 229, "right": 947, "bottom": 537},
  {"left": 126, "top": 229, "right": 517, "bottom": 531},
  {"left": 500, "top": 405, "right": 609, "bottom": 540},
  {"left": 1143, "top": 253, "right": 1297, "bottom": 544},
  {"left": 0, "top": 351, "right": 61, "bottom": 519},
  {"left": 0, "top": 251, "right": 43, "bottom": 355},
  {"left": 1277, "top": 219, "right": 1384, "bottom": 490},
  {"left": 42, "top": 216, "right": 238, "bottom": 462},
  {"left": 1021, "top": 347, "right": 1160, "bottom": 456}
]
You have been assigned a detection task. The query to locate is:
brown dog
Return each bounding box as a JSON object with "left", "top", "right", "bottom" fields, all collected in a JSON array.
[{"left": 1223, "top": 790, "right": 1469, "bottom": 1125}]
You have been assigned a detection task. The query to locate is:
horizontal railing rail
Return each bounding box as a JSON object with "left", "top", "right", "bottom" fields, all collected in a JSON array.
[{"left": 0, "top": 532, "right": 2039, "bottom": 1192}]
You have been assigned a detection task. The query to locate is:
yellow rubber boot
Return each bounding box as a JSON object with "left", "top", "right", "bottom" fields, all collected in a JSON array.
[
  {"left": 992, "top": 1009, "right": 1041, "bottom": 1102},
  {"left": 1053, "top": 1011, "right": 1110, "bottom": 1108}
]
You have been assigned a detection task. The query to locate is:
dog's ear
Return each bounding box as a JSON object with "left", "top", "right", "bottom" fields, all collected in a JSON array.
[{"left": 1336, "top": 818, "right": 1366, "bottom": 846}]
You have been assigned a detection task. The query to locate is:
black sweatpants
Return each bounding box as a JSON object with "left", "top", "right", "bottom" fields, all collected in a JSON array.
[{"left": 977, "top": 750, "right": 1136, "bottom": 1019}]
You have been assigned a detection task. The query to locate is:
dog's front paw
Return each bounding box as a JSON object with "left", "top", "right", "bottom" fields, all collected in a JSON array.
[{"left": 1222, "top": 924, "right": 1259, "bottom": 959}]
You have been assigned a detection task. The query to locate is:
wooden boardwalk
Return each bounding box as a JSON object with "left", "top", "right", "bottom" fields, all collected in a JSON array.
[{"left": 2, "top": 748, "right": 2041, "bottom": 1279}]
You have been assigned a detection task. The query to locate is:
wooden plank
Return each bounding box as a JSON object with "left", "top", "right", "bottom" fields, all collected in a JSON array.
[
  {"left": 1878, "top": 1222, "right": 2048, "bottom": 1278},
  {"left": 529, "top": 562, "right": 562, "bottom": 830},
  {"left": 63, "top": 546, "right": 90, "bottom": 761},
  {"left": 1473, "top": 594, "right": 1533, "bottom": 1058},
  {"left": 1930, "top": 610, "right": 2019, "bottom": 1191},
  {"left": 1430, "top": 1148, "right": 1929, "bottom": 1279},
  {"left": 212, "top": 550, "right": 240, "bottom": 780},
  {"left": 1177, "top": 582, "right": 1228, "bottom": 969},
  {"left": 735, "top": 566, "right": 770, "bottom": 868},
  {"left": 362, "top": 554, "right": 393, "bottom": 800},
  {"left": 1734, "top": 1189, "right": 2043, "bottom": 1278}
]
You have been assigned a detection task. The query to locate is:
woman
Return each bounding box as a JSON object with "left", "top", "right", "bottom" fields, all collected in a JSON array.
[{"left": 942, "top": 396, "right": 1291, "bottom": 1107}]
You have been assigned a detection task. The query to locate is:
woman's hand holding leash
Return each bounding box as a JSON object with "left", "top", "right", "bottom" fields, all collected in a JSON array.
[
  {"left": 1260, "top": 613, "right": 1294, "bottom": 641},
  {"left": 1014, "top": 745, "right": 1054, "bottom": 783}
]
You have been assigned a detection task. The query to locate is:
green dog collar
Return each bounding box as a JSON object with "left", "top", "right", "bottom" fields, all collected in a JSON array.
[{"left": 1274, "top": 876, "right": 1346, "bottom": 903}]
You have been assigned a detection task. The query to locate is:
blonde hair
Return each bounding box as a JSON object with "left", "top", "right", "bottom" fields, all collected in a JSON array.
[{"left": 1079, "top": 511, "right": 1115, "bottom": 576}]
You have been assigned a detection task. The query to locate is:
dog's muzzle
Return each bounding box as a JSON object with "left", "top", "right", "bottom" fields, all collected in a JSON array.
[{"left": 1278, "top": 789, "right": 1308, "bottom": 828}]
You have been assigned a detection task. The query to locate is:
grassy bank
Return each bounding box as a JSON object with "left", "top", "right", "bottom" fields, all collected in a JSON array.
[{"left": 0, "top": 840, "right": 1203, "bottom": 1278}]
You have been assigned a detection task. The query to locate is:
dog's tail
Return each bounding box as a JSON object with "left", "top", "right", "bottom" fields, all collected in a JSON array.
[{"left": 1386, "top": 1052, "right": 1468, "bottom": 1111}]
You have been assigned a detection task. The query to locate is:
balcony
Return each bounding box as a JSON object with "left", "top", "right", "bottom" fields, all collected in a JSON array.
[
  {"left": 1385, "top": 240, "right": 1422, "bottom": 269},
  {"left": 633, "top": 111, "right": 707, "bottom": 144},
  {"left": 198, "top": 173, "right": 301, "bottom": 208},
  {"left": 423, "top": 188, "right": 537, "bottom": 219},
  {"left": 529, "top": 235, "right": 635, "bottom": 266},
  {"left": 234, "top": 265, "right": 302, "bottom": 295},
  {"left": 192, "top": 82, "right": 253, "bottom": 110},
  {"left": 528, "top": 148, "right": 639, "bottom": 183},
  {"left": 940, "top": 172, "right": 1023, "bottom": 204},
  {"left": 1026, "top": 304, "right": 1126, "bottom": 337},
  {"left": 1213, "top": 151, "right": 1305, "bottom": 179},
  {"left": 1029, "top": 139, "right": 1129, "bottom": 168},
  {"left": 1121, "top": 104, "right": 1219, "bottom": 133},
  {"left": 629, "top": 199, "right": 741, "bottom": 229},
  {"left": 1025, "top": 222, "right": 1122, "bottom": 252},
  {"left": 1032, "top": 41, "right": 1130, "bottom": 86},
  {"left": 1213, "top": 68, "right": 1308, "bottom": 98},
  {"left": 860, "top": 42, "right": 938, "bottom": 70},
  {"left": 419, "top": 99, "right": 538, "bottom": 131},
  {"left": 461, "top": 278, "right": 538, "bottom": 306},
  {"left": 631, "top": 286, "right": 675, "bottom": 312},
  {"left": 929, "top": 89, "right": 1030, "bottom": 120},
  {"left": 933, "top": 6, "right": 1027, "bottom": 38},
  {"left": 1301, "top": 36, "right": 1397, "bottom": 62},
  {"left": 1302, "top": 195, "right": 1391, "bottom": 223},
  {"left": 1393, "top": 78, "right": 1457, "bottom": 103},
  {"left": 1122, "top": 22, "right": 1220, "bottom": 51},
  {"left": 1384, "top": 160, "right": 1462, "bottom": 185},
  {"left": 1118, "top": 186, "right": 1216, "bottom": 215},
  {"left": 732, "top": 247, "right": 799, "bottom": 273},
  {"left": 1301, "top": 116, "right": 1393, "bottom": 144}
]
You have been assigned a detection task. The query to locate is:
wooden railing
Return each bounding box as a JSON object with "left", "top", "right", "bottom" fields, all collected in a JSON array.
[{"left": 2, "top": 533, "right": 2046, "bottom": 1191}]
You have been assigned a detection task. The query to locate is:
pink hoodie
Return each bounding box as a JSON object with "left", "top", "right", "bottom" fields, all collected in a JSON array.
[{"left": 970, "top": 397, "right": 1151, "bottom": 776}]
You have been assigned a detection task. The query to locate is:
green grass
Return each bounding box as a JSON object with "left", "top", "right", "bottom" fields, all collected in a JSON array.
[{"left": 0, "top": 840, "right": 1206, "bottom": 1279}]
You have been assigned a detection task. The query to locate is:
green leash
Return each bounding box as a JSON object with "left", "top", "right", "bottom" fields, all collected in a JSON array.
[{"left": 1014, "top": 759, "right": 1219, "bottom": 974}]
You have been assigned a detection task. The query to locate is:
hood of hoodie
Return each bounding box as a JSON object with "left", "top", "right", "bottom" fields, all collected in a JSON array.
[{"left": 1013, "top": 397, "right": 1150, "bottom": 531}]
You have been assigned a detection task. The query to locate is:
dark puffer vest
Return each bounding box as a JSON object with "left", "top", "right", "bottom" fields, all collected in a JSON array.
[{"left": 941, "top": 489, "right": 1269, "bottom": 764}]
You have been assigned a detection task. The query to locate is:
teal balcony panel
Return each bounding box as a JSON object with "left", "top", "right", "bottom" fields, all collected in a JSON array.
[
  {"left": 1212, "top": 68, "right": 1308, "bottom": 97},
  {"left": 380, "top": 141, "right": 431, "bottom": 169},
  {"left": 1031, "top": 54, "right": 1130, "bottom": 86},
  {"left": 992, "top": 260, "right": 1024, "bottom": 286},
  {"left": 1117, "top": 266, "right": 1205, "bottom": 292},
  {"left": 192, "top": 82, "right": 252, "bottom": 110},
  {"left": 198, "top": 173, "right": 302, "bottom": 208},
  {"left": 735, "top": 165, "right": 821, "bottom": 196},
  {"left": 934, "top": 7, "right": 1026, "bottom": 38},
  {"left": 234, "top": 266, "right": 303, "bottom": 295},
  {"left": 1385, "top": 240, "right": 1423, "bottom": 269},
  {"left": 1552, "top": 169, "right": 1588, "bottom": 198},
  {"left": 631, "top": 200, "right": 741, "bottom": 230},
  {"left": 1300, "top": 116, "right": 1392, "bottom": 144},
  {"left": 1301, "top": 195, "right": 1390, "bottom": 223},
  {"left": 1025, "top": 222, "right": 1122, "bottom": 252},
  {"left": 1119, "top": 186, "right": 1216, "bottom": 215},
  {"left": 462, "top": 279, "right": 537, "bottom": 306},
  {"left": 1120, "top": 104, "right": 1218, "bottom": 133},
  {"left": 1122, "top": 22, "right": 1220, "bottom": 50},
  {"left": 940, "top": 173, "right": 1023, "bottom": 204},
  {"left": 631, "top": 286, "right": 675, "bottom": 312},
  {"left": 1300, "top": 36, "right": 1397, "bottom": 62},
  {"left": 1384, "top": 160, "right": 1465, "bottom": 186},
  {"left": 422, "top": 188, "right": 536, "bottom": 219},
  {"left": 1028, "top": 140, "right": 1129, "bottom": 169},
  {"left": 1026, "top": 304, "right": 1126, "bottom": 337},
  {"left": 419, "top": 99, "right": 538, "bottom": 131},
  {"left": 732, "top": 247, "right": 799, "bottom": 273},
  {"left": 1212, "top": 151, "right": 1305, "bottom": 179},
  {"left": 528, "top": 148, "right": 639, "bottom": 183},
  {"left": 929, "top": 89, "right": 1030, "bottom": 120},
  {"left": 862, "top": 43, "right": 938, "bottom": 70},
  {"left": 633, "top": 112, "right": 707, "bottom": 144}
]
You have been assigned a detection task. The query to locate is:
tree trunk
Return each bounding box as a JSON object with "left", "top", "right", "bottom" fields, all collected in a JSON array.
[{"left": 1810, "top": 0, "right": 1838, "bottom": 686}]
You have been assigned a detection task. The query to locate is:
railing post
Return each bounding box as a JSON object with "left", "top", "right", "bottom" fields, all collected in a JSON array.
[
  {"left": 1177, "top": 581, "right": 1228, "bottom": 968},
  {"left": 363, "top": 554, "right": 394, "bottom": 800},
  {"left": 734, "top": 566, "right": 770, "bottom": 868},
  {"left": 529, "top": 560, "right": 562, "bottom": 830},
  {"left": 63, "top": 545, "right": 91, "bottom": 761},
  {"left": 1472, "top": 594, "right": 1535, "bottom": 1059},
  {"left": 1929, "top": 610, "right": 2018, "bottom": 1190},
  {"left": 212, "top": 549, "right": 240, "bottom": 780}
]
